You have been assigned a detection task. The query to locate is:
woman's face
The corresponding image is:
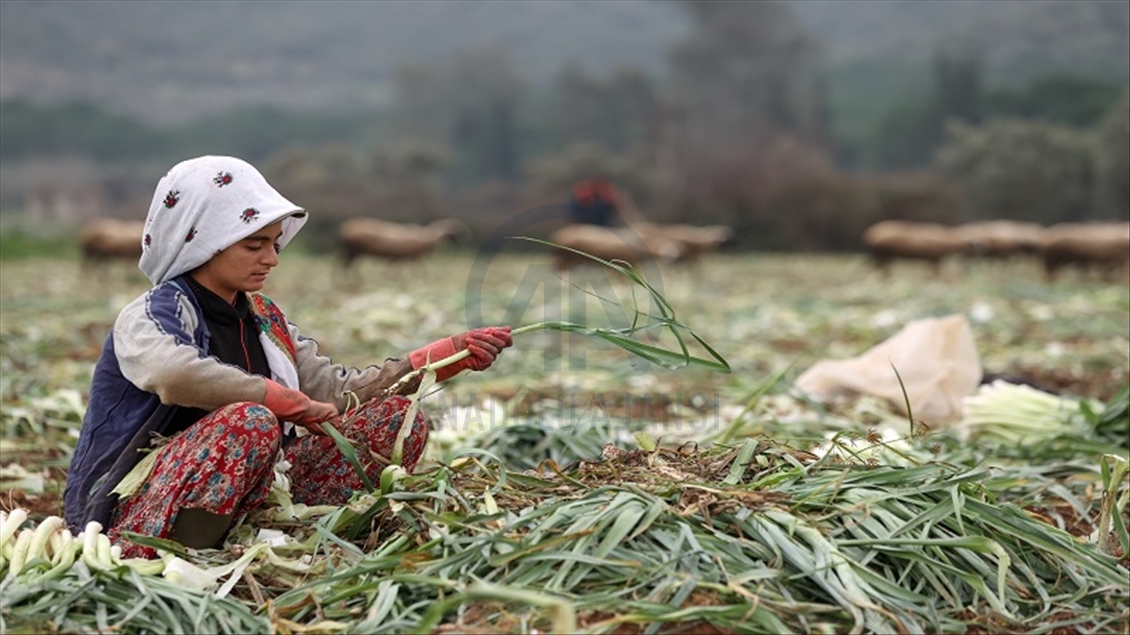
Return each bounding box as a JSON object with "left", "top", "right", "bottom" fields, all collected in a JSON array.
[{"left": 191, "top": 221, "right": 283, "bottom": 303}]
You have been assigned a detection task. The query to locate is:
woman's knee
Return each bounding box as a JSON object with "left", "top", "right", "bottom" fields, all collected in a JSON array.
[
  {"left": 363, "top": 395, "right": 429, "bottom": 470},
  {"left": 369, "top": 396, "right": 427, "bottom": 436},
  {"left": 201, "top": 402, "right": 282, "bottom": 456},
  {"left": 383, "top": 395, "right": 427, "bottom": 426}
]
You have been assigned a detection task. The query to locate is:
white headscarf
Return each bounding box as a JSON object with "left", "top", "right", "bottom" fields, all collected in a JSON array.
[{"left": 139, "top": 156, "right": 308, "bottom": 285}]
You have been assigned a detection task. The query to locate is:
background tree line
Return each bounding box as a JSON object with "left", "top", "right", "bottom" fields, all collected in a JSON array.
[{"left": 1, "top": 1, "right": 1127, "bottom": 253}]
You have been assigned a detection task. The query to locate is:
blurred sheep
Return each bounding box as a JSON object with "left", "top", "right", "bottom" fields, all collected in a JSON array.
[
  {"left": 338, "top": 218, "right": 468, "bottom": 268},
  {"left": 80, "top": 218, "right": 145, "bottom": 264},
  {"left": 861, "top": 220, "right": 963, "bottom": 273},
  {"left": 1039, "top": 221, "right": 1130, "bottom": 280},
  {"left": 547, "top": 223, "right": 684, "bottom": 270},
  {"left": 956, "top": 220, "right": 1045, "bottom": 260},
  {"left": 634, "top": 222, "right": 734, "bottom": 263}
]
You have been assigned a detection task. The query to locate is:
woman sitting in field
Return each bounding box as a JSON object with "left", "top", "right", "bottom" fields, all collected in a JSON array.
[{"left": 63, "top": 155, "right": 512, "bottom": 558}]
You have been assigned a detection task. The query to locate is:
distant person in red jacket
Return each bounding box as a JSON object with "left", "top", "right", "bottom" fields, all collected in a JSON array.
[{"left": 567, "top": 175, "right": 631, "bottom": 227}]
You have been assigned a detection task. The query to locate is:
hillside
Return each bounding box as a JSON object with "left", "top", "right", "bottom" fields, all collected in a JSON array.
[
  {"left": 793, "top": 0, "right": 1129, "bottom": 83},
  {"left": 0, "top": 1, "right": 691, "bottom": 123},
  {"left": 1, "top": 0, "right": 1126, "bottom": 126},
  {"left": 791, "top": 0, "right": 1130, "bottom": 145}
]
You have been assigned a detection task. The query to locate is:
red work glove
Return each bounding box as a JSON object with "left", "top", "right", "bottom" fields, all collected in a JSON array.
[
  {"left": 263, "top": 379, "right": 339, "bottom": 433},
  {"left": 409, "top": 326, "right": 513, "bottom": 382}
]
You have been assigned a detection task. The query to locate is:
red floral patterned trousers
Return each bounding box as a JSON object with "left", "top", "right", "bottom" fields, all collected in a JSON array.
[{"left": 109, "top": 395, "right": 427, "bottom": 558}]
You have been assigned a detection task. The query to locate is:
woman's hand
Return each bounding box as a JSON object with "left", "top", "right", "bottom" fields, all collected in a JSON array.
[
  {"left": 263, "top": 379, "right": 339, "bottom": 430},
  {"left": 409, "top": 326, "right": 513, "bottom": 381}
]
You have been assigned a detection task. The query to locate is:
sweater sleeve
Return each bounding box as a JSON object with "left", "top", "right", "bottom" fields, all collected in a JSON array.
[
  {"left": 286, "top": 320, "right": 415, "bottom": 409},
  {"left": 114, "top": 287, "right": 267, "bottom": 410}
]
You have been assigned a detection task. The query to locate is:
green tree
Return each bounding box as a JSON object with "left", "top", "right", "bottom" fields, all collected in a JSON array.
[
  {"left": 1093, "top": 91, "right": 1130, "bottom": 218},
  {"left": 873, "top": 48, "right": 985, "bottom": 169},
  {"left": 663, "top": 1, "right": 830, "bottom": 231},
  {"left": 169, "top": 106, "right": 373, "bottom": 165},
  {"left": 933, "top": 47, "right": 983, "bottom": 125},
  {"left": 873, "top": 100, "right": 943, "bottom": 170},
  {"left": 669, "top": 0, "right": 825, "bottom": 144},
  {"left": 555, "top": 65, "right": 660, "bottom": 154},
  {"left": 556, "top": 64, "right": 611, "bottom": 150},
  {"left": 984, "top": 74, "right": 1125, "bottom": 128},
  {"left": 935, "top": 118, "right": 1095, "bottom": 223},
  {"left": 390, "top": 47, "right": 525, "bottom": 185},
  {"left": 0, "top": 100, "right": 165, "bottom": 161}
]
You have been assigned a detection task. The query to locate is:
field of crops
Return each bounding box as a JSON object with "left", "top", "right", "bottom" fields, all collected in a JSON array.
[{"left": 1, "top": 249, "right": 1128, "bottom": 634}]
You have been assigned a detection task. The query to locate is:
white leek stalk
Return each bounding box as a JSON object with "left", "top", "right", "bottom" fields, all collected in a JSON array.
[
  {"left": 80, "top": 521, "right": 115, "bottom": 571},
  {"left": 1, "top": 510, "right": 169, "bottom": 581},
  {"left": 0, "top": 508, "right": 28, "bottom": 549},
  {"left": 958, "top": 380, "right": 1092, "bottom": 446},
  {"left": 161, "top": 556, "right": 221, "bottom": 591},
  {"left": 162, "top": 542, "right": 269, "bottom": 598},
  {"left": 6, "top": 528, "right": 35, "bottom": 577},
  {"left": 29, "top": 516, "right": 65, "bottom": 563}
]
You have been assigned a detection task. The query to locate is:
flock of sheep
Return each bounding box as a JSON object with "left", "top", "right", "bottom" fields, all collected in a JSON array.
[
  {"left": 862, "top": 219, "right": 1130, "bottom": 280},
  {"left": 338, "top": 219, "right": 734, "bottom": 269},
  {"left": 78, "top": 216, "right": 1128, "bottom": 281},
  {"left": 77, "top": 217, "right": 736, "bottom": 271},
  {"left": 77, "top": 218, "right": 473, "bottom": 268}
]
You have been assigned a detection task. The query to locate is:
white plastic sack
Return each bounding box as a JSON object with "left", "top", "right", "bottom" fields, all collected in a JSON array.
[{"left": 794, "top": 314, "right": 982, "bottom": 425}]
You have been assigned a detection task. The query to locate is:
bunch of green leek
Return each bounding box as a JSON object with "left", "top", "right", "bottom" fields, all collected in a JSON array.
[{"left": 957, "top": 380, "right": 1097, "bottom": 447}]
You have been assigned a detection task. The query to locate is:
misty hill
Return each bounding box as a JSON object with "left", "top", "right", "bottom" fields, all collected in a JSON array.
[
  {"left": 0, "top": 1, "right": 691, "bottom": 122},
  {"left": 1, "top": 0, "right": 1126, "bottom": 125},
  {"left": 793, "top": 0, "right": 1128, "bottom": 82}
]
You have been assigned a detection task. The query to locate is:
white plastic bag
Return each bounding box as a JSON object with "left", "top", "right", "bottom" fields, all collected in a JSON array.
[{"left": 794, "top": 314, "right": 982, "bottom": 425}]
